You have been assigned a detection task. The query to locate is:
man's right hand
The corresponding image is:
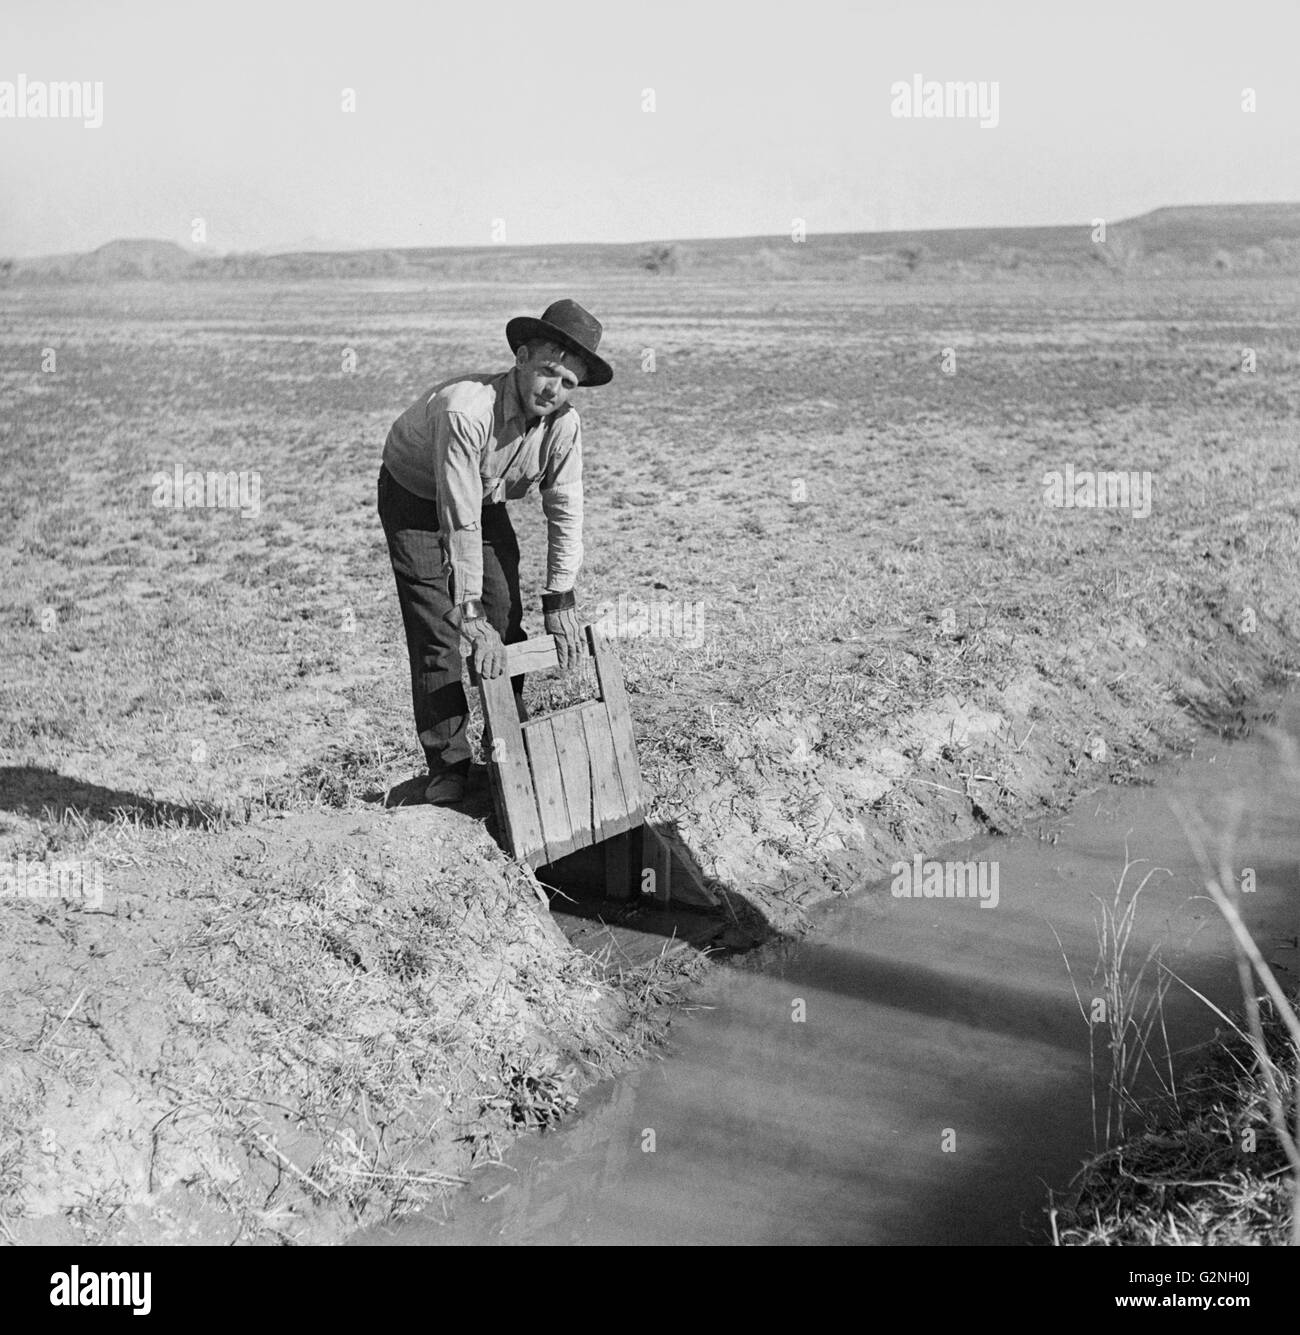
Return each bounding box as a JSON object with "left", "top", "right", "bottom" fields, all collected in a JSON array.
[{"left": 461, "top": 618, "right": 506, "bottom": 678}]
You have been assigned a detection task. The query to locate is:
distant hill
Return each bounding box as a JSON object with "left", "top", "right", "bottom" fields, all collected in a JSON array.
[
  {"left": 1116, "top": 204, "right": 1300, "bottom": 264},
  {"left": 5, "top": 203, "right": 1300, "bottom": 285},
  {"left": 70, "top": 238, "right": 197, "bottom": 280}
]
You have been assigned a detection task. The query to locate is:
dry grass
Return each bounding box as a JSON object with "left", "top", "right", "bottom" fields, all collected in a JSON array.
[
  {"left": 1051, "top": 726, "right": 1300, "bottom": 1246},
  {"left": 1057, "top": 853, "right": 1176, "bottom": 1151},
  {"left": 1050, "top": 988, "right": 1297, "bottom": 1246},
  {"left": 4, "top": 270, "right": 1300, "bottom": 1241}
]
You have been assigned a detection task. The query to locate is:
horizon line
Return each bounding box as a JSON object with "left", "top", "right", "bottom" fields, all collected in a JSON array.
[{"left": 10, "top": 200, "right": 1300, "bottom": 264}]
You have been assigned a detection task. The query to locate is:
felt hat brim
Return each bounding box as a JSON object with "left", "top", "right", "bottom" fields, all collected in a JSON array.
[{"left": 506, "top": 315, "right": 613, "bottom": 387}]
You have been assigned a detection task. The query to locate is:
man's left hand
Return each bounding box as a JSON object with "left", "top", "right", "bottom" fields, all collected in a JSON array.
[{"left": 545, "top": 607, "right": 584, "bottom": 671}]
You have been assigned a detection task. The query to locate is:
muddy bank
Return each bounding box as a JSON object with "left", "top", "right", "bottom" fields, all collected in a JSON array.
[
  {"left": 357, "top": 694, "right": 1299, "bottom": 1246},
  {"left": 649, "top": 601, "right": 1298, "bottom": 941},
  {"left": 0, "top": 802, "right": 700, "bottom": 1245}
]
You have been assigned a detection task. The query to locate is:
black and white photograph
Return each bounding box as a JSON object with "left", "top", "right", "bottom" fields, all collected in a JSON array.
[{"left": 1, "top": 0, "right": 1297, "bottom": 1281}]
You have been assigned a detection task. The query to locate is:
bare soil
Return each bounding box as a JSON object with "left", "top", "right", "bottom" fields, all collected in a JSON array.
[{"left": 2, "top": 268, "right": 1298, "bottom": 1243}]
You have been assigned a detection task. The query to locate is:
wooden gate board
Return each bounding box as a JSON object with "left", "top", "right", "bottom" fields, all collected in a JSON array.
[
  {"left": 475, "top": 625, "right": 717, "bottom": 908},
  {"left": 477, "top": 625, "right": 643, "bottom": 869}
]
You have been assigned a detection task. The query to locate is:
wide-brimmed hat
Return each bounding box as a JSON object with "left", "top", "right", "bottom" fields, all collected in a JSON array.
[{"left": 506, "top": 299, "right": 613, "bottom": 387}]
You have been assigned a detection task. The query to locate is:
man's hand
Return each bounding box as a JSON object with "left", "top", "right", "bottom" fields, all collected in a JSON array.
[
  {"left": 462, "top": 618, "right": 506, "bottom": 678},
  {"left": 545, "top": 607, "right": 584, "bottom": 671}
]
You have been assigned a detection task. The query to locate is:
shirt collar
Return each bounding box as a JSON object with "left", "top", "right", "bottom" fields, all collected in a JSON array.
[{"left": 499, "top": 368, "right": 535, "bottom": 438}]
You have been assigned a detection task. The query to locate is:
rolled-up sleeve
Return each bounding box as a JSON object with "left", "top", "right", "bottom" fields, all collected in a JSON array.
[
  {"left": 541, "top": 413, "right": 584, "bottom": 592},
  {"left": 433, "top": 408, "right": 486, "bottom": 602}
]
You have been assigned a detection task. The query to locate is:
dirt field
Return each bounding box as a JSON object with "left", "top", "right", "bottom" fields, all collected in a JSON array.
[{"left": 2, "top": 264, "right": 1299, "bottom": 1243}]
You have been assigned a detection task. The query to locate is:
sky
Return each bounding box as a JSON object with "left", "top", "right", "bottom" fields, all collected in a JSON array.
[{"left": 1, "top": 0, "right": 1298, "bottom": 257}]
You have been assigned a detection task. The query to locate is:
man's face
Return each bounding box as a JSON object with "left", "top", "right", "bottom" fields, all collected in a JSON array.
[{"left": 514, "top": 340, "right": 586, "bottom": 420}]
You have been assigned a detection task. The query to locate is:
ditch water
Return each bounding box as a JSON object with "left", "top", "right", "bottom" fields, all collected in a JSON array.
[{"left": 357, "top": 696, "right": 1300, "bottom": 1246}]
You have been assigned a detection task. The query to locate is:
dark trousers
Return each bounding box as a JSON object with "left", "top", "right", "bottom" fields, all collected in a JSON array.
[{"left": 377, "top": 464, "right": 526, "bottom": 776}]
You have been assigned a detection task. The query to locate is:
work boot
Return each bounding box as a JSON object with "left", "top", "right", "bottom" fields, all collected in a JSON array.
[{"left": 425, "top": 762, "right": 469, "bottom": 806}]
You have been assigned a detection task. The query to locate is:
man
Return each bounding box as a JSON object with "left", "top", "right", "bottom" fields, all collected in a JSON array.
[{"left": 377, "top": 299, "right": 613, "bottom": 805}]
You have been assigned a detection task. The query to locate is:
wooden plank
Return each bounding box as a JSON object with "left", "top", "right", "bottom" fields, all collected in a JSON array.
[
  {"left": 551, "top": 708, "right": 595, "bottom": 851},
  {"left": 504, "top": 636, "right": 562, "bottom": 678},
  {"left": 485, "top": 759, "right": 510, "bottom": 856},
  {"left": 523, "top": 717, "right": 578, "bottom": 863},
  {"left": 588, "top": 627, "right": 644, "bottom": 817},
  {"left": 604, "top": 829, "right": 632, "bottom": 900},
  {"left": 581, "top": 702, "right": 626, "bottom": 841},
  {"left": 479, "top": 666, "right": 545, "bottom": 862},
  {"left": 596, "top": 808, "right": 643, "bottom": 841},
  {"left": 642, "top": 823, "right": 672, "bottom": 905}
]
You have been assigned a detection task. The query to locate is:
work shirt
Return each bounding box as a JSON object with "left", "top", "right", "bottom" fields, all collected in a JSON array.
[{"left": 381, "top": 369, "right": 584, "bottom": 602}]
